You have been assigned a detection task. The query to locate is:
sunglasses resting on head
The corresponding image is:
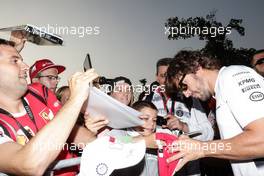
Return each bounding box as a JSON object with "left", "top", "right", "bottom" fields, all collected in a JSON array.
[
  {"left": 178, "top": 74, "right": 188, "bottom": 92},
  {"left": 255, "top": 58, "right": 264, "bottom": 67}
]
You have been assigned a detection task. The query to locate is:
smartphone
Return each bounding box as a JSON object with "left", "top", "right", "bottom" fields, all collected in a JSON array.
[{"left": 83, "top": 53, "right": 92, "bottom": 71}]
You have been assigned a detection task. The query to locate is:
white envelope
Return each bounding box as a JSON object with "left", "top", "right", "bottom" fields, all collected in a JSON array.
[{"left": 86, "top": 87, "right": 144, "bottom": 129}]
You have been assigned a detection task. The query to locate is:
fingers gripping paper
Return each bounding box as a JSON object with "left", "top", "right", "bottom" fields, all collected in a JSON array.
[{"left": 86, "top": 87, "right": 144, "bottom": 129}]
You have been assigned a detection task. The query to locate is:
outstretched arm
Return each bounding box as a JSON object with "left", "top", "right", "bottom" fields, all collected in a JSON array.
[
  {"left": 0, "top": 69, "right": 98, "bottom": 175},
  {"left": 167, "top": 117, "right": 264, "bottom": 172}
]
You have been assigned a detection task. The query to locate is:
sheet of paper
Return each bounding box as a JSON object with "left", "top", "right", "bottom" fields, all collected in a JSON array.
[{"left": 86, "top": 87, "right": 144, "bottom": 129}]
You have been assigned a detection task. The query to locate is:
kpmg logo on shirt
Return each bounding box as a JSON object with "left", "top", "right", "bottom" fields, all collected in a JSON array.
[
  {"left": 238, "top": 78, "right": 255, "bottom": 86},
  {"left": 249, "top": 92, "right": 264, "bottom": 101},
  {"left": 237, "top": 77, "right": 262, "bottom": 93}
]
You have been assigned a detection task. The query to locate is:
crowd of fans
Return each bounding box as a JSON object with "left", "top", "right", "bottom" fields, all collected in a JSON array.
[{"left": 0, "top": 33, "right": 264, "bottom": 176}]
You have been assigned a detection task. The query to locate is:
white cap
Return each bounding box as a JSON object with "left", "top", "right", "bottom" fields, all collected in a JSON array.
[{"left": 79, "top": 136, "right": 146, "bottom": 176}]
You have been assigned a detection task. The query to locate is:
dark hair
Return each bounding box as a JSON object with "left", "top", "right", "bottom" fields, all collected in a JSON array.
[
  {"left": 109, "top": 76, "right": 132, "bottom": 93},
  {"left": 167, "top": 50, "right": 221, "bottom": 81},
  {"left": 156, "top": 58, "right": 173, "bottom": 75},
  {"left": 56, "top": 86, "right": 69, "bottom": 101},
  {"left": 0, "top": 38, "right": 15, "bottom": 47},
  {"left": 112, "top": 76, "right": 132, "bottom": 86},
  {"left": 132, "top": 100, "right": 158, "bottom": 112}
]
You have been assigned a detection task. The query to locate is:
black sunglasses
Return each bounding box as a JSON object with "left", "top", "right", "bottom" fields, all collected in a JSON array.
[
  {"left": 178, "top": 74, "right": 188, "bottom": 92},
  {"left": 255, "top": 58, "right": 264, "bottom": 67}
]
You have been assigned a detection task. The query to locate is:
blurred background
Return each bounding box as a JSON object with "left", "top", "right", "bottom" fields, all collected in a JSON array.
[{"left": 0, "top": 0, "right": 263, "bottom": 89}]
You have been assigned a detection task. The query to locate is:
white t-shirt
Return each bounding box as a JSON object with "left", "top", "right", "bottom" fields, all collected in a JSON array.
[{"left": 215, "top": 65, "right": 264, "bottom": 176}]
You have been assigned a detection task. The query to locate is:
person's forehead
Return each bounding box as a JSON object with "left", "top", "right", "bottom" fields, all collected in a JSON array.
[
  {"left": 158, "top": 65, "right": 168, "bottom": 73},
  {"left": 0, "top": 45, "right": 20, "bottom": 58},
  {"left": 141, "top": 107, "right": 157, "bottom": 114},
  {"left": 62, "top": 88, "right": 70, "bottom": 94},
  {"left": 115, "top": 82, "right": 130, "bottom": 87}
]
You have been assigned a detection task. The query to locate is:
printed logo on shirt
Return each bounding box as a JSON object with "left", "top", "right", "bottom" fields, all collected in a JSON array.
[
  {"left": 53, "top": 101, "right": 60, "bottom": 108},
  {"left": 238, "top": 78, "right": 256, "bottom": 87},
  {"left": 16, "top": 127, "right": 34, "bottom": 145},
  {"left": 236, "top": 77, "right": 262, "bottom": 93},
  {"left": 176, "top": 110, "right": 184, "bottom": 117},
  {"left": 16, "top": 129, "right": 28, "bottom": 145},
  {"left": 16, "top": 135, "right": 27, "bottom": 145},
  {"left": 39, "top": 108, "right": 54, "bottom": 121},
  {"left": 249, "top": 92, "right": 264, "bottom": 102},
  {"left": 96, "top": 163, "right": 108, "bottom": 175},
  {"left": 241, "top": 84, "right": 261, "bottom": 93},
  {"left": 232, "top": 71, "right": 250, "bottom": 77}
]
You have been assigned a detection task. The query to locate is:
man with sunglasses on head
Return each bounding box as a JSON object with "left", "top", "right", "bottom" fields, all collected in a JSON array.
[
  {"left": 166, "top": 50, "right": 264, "bottom": 176},
  {"left": 29, "top": 59, "right": 65, "bottom": 92},
  {"left": 251, "top": 49, "right": 264, "bottom": 77}
]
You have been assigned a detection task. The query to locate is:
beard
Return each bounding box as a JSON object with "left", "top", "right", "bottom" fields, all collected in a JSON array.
[
  {"left": 198, "top": 90, "right": 212, "bottom": 101},
  {"left": 195, "top": 77, "right": 212, "bottom": 101}
]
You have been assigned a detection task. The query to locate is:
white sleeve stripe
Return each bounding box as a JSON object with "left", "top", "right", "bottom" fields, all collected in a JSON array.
[{"left": 0, "top": 118, "right": 17, "bottom": 137}]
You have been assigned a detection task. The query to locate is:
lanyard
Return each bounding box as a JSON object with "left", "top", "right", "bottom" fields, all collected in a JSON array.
[
  {"left": 21, "top": 98, "right": 39, "bottom": 131},
  {"left": 0, "top": 98, "right": 39, "bottom": 140},
  {"left": 158, "top": 88, "right": 175, "bottom": 115}
]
